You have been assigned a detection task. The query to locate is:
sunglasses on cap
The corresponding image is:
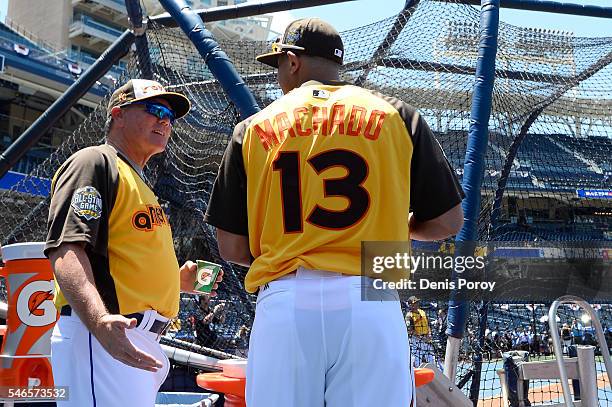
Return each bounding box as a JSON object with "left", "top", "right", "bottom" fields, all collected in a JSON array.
[
  {"left": 125, "top": 101, "right": 176, "bottom": 124},
  {"left": 271, "top": 39, "right": 305, "bottom": 54}
]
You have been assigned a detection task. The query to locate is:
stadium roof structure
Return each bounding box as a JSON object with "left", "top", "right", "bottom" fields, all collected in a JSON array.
[
  {"left": 369, "top": 85, "right": 612, "bottom": 123},
  {"left": 156, "top": 69, "right": 612, "bottom": 124},
  {"left": 0, "top": 21, "right": 109, "bottom": 108}
]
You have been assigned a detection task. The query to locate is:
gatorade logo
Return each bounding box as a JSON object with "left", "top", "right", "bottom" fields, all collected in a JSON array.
[
  {"left": 16, "top": 280, "right": 56, "bottom": 327},
  {"left": 132, "top": 204, "right": 169, "bottom": 232}
]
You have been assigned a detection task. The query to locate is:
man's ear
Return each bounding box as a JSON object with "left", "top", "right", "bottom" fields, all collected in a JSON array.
[
  {"left": 286, "top": 51, "right": 301, "bottom": 74},
  {"left": 110, "top": 106, "right": 124, "bottom": 126}
]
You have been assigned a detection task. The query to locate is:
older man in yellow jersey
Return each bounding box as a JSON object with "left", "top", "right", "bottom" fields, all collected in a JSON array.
[{"left": 46, "top": 79, "right": 222, "bottom": 406}]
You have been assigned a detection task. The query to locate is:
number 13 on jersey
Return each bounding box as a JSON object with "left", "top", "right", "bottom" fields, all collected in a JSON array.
[{"left": 272, "top": 149, "right": 371, "bottom": 233}]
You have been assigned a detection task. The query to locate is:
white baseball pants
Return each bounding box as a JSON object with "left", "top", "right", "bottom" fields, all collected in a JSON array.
[
  {"left": 246, "top": 267, "right": 415, "bottom": 407},
  {"left": 50, "top": 310, "right": 170, "bottom": 406}
]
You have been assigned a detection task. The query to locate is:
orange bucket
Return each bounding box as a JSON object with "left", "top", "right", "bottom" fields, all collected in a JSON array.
[
  {"left": 415, "top": 367, "right": 435, "bottom": 387},
  {"left": 198, "top": 372, "right": 245, "bottom": 407},
  {"left": 0, "top": 242, "right": 56, "bottom": 396},
  {"left": 198, "top": 359, "right": 247, "bottom": 407}
]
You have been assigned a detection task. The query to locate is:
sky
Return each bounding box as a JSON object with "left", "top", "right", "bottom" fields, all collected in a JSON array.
[
  {"left": 262, "top": 0, "right": 612, "bottom": 38},
  {"left": 1, "top": 0, "right": 611, "bottom": 38}
]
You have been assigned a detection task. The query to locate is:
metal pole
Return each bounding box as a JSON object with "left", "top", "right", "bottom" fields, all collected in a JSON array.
[
  {"left": 444, "top": 0, "right": 500, "bottom": 383},
  {"left": 161, "top": 344, "right": 221, "bottom": 371},
  {"left": 125, "top": 0, "right": 153, "bottom": 79},
  {"left": 151, "top": 0, "right": 357, "bottom": 27},
  {"left": 576, "top": 346, "right": 598, "bottom": 407},
  {"left": 468, "top": 302, "right": 490, "bottom": 405},
  {"left": 0, "top": 30, "right": 135, "bottom": 179},
  {"left": 157, "top": 0, "right": 259, "bottom": 120},
  {"left": 444, "top": 336, "right": 462, "bottom": 382},
  {"left": 549, "top": 295, "right": 612, "bottom": 407},
  {"left": 548, "top": 300, "right": 574, "bottom": 406}
]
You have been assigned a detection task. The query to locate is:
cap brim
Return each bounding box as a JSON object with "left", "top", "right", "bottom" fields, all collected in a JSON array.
[
  {"left": 255, "top": 51, "right": 283, "bottom": 68},
  {"left": 125, "top": 92, "right": 191, "bottom": 119}
]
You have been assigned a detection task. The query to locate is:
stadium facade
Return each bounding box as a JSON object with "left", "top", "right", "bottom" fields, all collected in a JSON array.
[{"left": 0, "top": 0, "right": 273, "bottom": 179}]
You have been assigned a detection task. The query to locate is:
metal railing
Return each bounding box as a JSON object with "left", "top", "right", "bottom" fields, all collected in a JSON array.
[
  {"left": 0, "top": 26, "right": 44, "bottom": 52},
  {"left": 2, "top": 17, "right": 63, "bottom": 54},
  {"left": 67, "top": 50, "right": 127, "bottom": 78},
  {"left": 548, "top": 295, "right": 612, "bottom": 407},
  {"left": 73, "top": 0, "right": 127, "bottom": 16},
  {"left": 0, "top": 31, "right": 126, "bottom": 81},
  {"left": 1, "top": 19, "right": 125, "bottom": 78},
  {"left": 78, "top": 15, "right": 123, "bottom": 38},
  {"left": 83, "top": 0, "right": 126, "bottom": 7}
]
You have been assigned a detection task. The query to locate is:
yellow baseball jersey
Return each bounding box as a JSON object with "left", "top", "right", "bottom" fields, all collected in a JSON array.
[
  {"left": 205, "top": 80, "right": 463, "bottom": 293},
  {"left": 406, "top": 309, "right": 431, "bottom": 336},
  {"left": 45, "top": 144, "right": 180, "bottom": 318}
]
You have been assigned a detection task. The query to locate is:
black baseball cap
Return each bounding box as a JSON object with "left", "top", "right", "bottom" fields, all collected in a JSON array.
[
  {"left": 107, "top": 79, "right": 191, "bottom": 119},
  {"left": 256, "top": 18, "right": 344, "bottom": 68}
]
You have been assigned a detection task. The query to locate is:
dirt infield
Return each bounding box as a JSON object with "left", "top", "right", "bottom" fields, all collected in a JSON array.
[{"left": 478, "top": 373, "right": 610, "bottom": 406}]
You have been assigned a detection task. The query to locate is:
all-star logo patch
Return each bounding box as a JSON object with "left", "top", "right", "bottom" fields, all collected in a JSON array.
[{"left": 71, "top": 186, "right": 102, "bottom": 221}]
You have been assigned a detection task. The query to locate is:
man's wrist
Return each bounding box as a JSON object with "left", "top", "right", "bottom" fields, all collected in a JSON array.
[
  {"left": 94, "top": 312, "right": 109, "bottom": 324},
  {"left": 84, "top": 310, "right": 109, "bottom": 333}
]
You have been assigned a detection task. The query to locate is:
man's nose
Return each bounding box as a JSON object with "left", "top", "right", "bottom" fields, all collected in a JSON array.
[{"left": 159, "top": 115, "right": 171, "bottom": 126}]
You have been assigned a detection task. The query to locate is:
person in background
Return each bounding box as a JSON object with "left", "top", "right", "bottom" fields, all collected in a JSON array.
[
  {"left": 561, "top": 323, "right": 572, "bottom": 354},
  {"left": 405, "top": 296, "right": 434, "bottom": 367}
]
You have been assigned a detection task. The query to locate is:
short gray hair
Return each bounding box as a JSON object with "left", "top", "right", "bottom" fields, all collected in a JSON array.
[{"left": 104, "top": 116, "right": 113, "bottom": 135}]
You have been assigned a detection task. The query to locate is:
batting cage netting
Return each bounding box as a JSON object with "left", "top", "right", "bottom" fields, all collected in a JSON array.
[{"left": 1, "top": 0, "right": 611, "bottom": 404}]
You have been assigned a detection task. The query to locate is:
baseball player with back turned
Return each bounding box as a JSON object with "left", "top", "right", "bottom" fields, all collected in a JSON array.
[
  {"left": 204, "top": 18, "right": 464, "bottom": 406},
  {"left": 45, "top": 79, "right": 222, "bottom": 406}
]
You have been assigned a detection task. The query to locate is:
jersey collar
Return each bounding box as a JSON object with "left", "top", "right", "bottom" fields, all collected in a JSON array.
[
  {"left": 105, "top": 142, "right": 147, "bottom": 181},
  {"left": 300, "top": 79, "right": 350, "bottom": 88}
]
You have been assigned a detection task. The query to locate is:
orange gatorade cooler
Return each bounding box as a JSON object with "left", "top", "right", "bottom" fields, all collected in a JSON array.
[{"left": 0, "top": 242, "right": 56, "bottom": 396}]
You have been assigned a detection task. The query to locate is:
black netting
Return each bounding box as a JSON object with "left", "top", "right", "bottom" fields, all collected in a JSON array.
[{"left": 1, "top": 0, "right": 611, "bottom": 403}]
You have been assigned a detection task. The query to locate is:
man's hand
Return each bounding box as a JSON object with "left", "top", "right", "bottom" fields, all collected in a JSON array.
[
  {"left": 179, "top": 260, "right": 224, "bottom": 296},
  {"left": 92, "top": 314, "right": 163, "bottom": 372},
  {"left": 203, "top": 312, "right": 215, "bottom": 324}
]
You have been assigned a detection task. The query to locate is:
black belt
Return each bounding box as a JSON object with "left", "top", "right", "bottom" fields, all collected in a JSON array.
[{"left": 60, "top": 305, "right": 170, "bottom": 336}]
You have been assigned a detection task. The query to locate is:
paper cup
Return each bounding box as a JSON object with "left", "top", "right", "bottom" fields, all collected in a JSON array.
[{"left": 194, "top": 260, "right": 221, "bottom": 293}]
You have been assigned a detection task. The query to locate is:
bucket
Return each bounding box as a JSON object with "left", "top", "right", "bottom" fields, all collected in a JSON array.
[
  {"left": 197, "top": 359, "right": 247, "bottom": 407},
  {"left": 0, "top": 242, "right": 56, "bottom": 395}
]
